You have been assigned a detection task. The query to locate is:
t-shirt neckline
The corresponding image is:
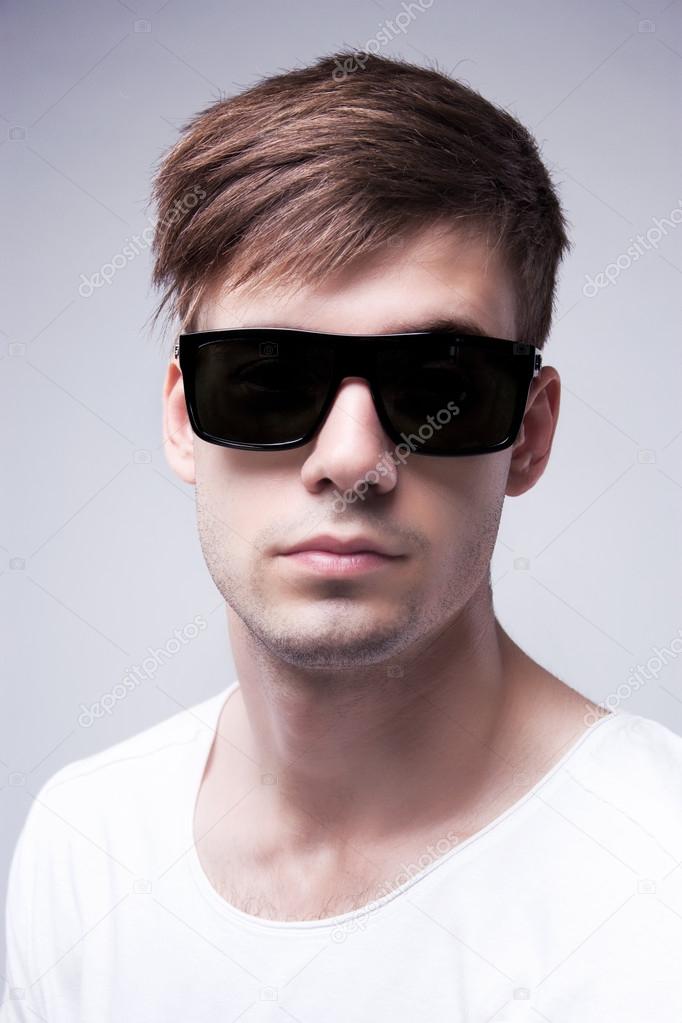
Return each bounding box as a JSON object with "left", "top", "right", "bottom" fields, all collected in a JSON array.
[{"left": 185, "top": 681, "right": 627, "bottom": 934}]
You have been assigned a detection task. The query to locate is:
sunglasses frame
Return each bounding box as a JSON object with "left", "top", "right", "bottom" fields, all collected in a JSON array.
[{"left": 175, "top": 326, "right": 542, "bottom": 457}]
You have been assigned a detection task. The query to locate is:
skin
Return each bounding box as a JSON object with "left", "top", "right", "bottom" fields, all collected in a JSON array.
[{"left": 162, "top": 221, "right": 604, "bottom": 921}]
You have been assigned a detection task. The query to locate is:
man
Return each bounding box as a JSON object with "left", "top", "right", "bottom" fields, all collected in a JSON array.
[{"left": 4, "top": 49, "right": 682, "bottom": 1022}]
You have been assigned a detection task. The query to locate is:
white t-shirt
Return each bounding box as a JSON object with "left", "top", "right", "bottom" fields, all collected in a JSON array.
[{"left": 3, "top": 681, "right": 682, "bottom": 1022}]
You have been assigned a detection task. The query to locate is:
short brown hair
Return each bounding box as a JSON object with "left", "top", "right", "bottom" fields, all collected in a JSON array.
[{"left": 148, "top": 49, "right": 572, "bottom": 350}]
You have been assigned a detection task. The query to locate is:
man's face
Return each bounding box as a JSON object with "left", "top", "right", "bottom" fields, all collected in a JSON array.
[{"left": 164, "top": 222, "right": 546, "bottom": 670}]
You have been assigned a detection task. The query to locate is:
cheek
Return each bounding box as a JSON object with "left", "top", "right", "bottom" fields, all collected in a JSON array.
[
  {"left": 400, "top": 458, "right": 509, "bottom": 589},
  {"left": 194, "top": 449, "right": 240, "bottom": 534},
  {"left": 405, "top": 453, "right": 509, "bottom": 522},
  {"left": 196, "top": 450, "right": 284, "bottom": 544}
]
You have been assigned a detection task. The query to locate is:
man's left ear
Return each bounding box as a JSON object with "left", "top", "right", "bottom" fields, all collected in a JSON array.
[{"left": 505, "top": 366, "right": 561, "bottom": 497}]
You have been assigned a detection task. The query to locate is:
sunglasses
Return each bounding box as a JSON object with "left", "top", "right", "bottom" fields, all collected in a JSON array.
[{"left": 174, "top": 326, "right": 542, "bottom": 457}]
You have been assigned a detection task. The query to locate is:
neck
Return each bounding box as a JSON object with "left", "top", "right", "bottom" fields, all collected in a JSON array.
[{"left": 216, "top": 584, "right": 541, "bottom": 847}]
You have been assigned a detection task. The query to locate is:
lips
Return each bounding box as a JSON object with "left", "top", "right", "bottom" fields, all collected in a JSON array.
[{"left": 281, "top": 533, "right": 401, "bottom": 557}]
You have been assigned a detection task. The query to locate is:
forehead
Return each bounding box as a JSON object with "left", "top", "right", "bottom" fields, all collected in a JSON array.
[{"left": 196, "top": 221, "right": 517, "bottom": 340}]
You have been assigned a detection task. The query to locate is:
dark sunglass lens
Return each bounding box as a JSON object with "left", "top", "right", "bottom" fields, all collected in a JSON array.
[
  {"left": 192, "top": 337, "right": 333, "bottom": 446},
  {"left": 378, "top": 339, "right": 524, "bottom": 453}
]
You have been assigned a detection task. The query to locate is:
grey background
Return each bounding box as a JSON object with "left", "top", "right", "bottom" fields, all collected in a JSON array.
[{"left": 2, "top": 0, "right": 681, "bottom": 996}]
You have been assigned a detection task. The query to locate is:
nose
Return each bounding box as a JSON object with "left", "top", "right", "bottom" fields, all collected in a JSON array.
[{"left": 299, "top": 376, "right": 399, "bottom": 499}]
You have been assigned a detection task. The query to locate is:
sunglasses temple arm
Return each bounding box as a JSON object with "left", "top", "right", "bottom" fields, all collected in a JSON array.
[{"left": 533, "top": 351, "right": 542, "bottom": 377}]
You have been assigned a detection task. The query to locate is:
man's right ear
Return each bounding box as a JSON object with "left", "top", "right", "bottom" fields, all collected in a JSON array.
[{"left": 162, "top": 359, "right": 196, "bottom": 484}]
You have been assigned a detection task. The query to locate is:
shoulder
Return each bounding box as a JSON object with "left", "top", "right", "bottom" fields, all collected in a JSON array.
[
  {"left": 11, "top": 688, "right": 228, "bottom": 874},
  {"left": 560, "top": 709, "right": 682, "bottom": 857},
  {"left": 577, "top": 709, "right": 682, "bottom": 789},
  {"left": 40, "top": 691, "right": 219, "bottom": 805}
]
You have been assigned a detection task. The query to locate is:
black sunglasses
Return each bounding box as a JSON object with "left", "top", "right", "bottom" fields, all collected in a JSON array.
[{"left": 175, "top": 326, "right": 542, "bottom": 457}]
